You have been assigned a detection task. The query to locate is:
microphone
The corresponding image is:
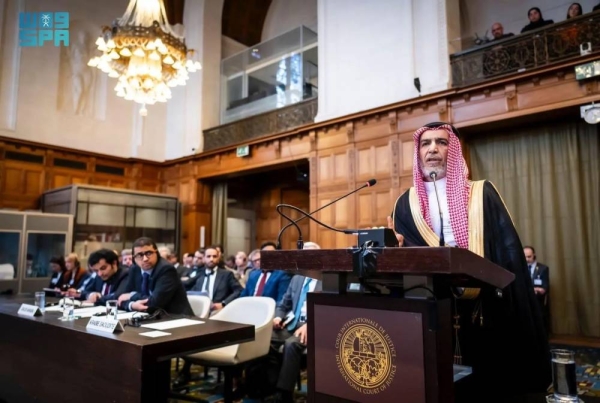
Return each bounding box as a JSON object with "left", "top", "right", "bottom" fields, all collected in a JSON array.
[
  {"left": 275, "top": 179, "right": 377, "bottom": 249},
  {"left": 429, "top": 172, "right": 445, "bottom": 247}
]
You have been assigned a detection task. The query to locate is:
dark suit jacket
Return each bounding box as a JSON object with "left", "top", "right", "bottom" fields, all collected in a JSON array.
[
  {"left": 241, "top": 269, "right": 291, "bottom": 303},
  {"left": 532, "top": 263, "right": 550, "bottom": 302},
  {"left": 182, "top": 265, "right": 204, "bottom": 290},
  {"left": 82, "top": 267, "right": 129, "bottom": 306},
  {"left": 121, "top": 258, "right": 193, "bottom": 315},
  {"left": 275, "top": 275, "right": 322, "bottom": 320},
  {"left": 49, "top": 271, "right": 66, "bottom": 289},
  {"left": 190, "top": 268, "right": 242, "bottom": 305}
]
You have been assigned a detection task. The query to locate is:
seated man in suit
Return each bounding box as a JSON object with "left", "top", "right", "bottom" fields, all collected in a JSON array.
[
  {"left": 117, "top": 237, "right": 193, "bottom": 316},
  {"left": 272, "top": 270, "right": 322, "bottom": 403},
  {"left": 241, "top": 242, "right": 291, "bottom": 304},
  {"left": 188, "top": 246, "right": 243, "bottom": 313},
  {"left": 81, "top": 249, "right": 129, "bottom": 305},
  {"left": 174, "top": 246, "right": 243, "bottom": 386},
  {"left": 180, "top": 249, "right": 205, "bottom": 290}
]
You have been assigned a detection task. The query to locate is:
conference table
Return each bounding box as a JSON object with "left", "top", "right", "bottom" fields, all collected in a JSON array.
[{"left": 0, "top": 296, "right": 254, "bottom": 403}]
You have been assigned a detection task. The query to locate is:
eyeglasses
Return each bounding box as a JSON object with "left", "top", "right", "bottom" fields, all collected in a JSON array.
[
  {"left": 133, "top": 250, "right": 156, "bottom": 260},
  {"left": 251, "top": 258, "right": 261, "bottom": 263}
]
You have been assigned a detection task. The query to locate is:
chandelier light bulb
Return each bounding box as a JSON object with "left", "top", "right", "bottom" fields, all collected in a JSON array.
[
  {"left": 88, "top": 0, "right": 201, "bottom": 113},
  {"left": 133, "top": 48, "right": 145, "bottom": 57}
]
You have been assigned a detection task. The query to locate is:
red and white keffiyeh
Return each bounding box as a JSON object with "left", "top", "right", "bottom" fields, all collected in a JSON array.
[{"left": 412, "top": 124, "right": 471, "bottom": 249}]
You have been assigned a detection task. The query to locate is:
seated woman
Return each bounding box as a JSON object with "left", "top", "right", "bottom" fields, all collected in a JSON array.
[
  {"left": 566, "top": 3, "right": 583, "bottom": 19},
  {"left": 521, "top": 7, "right": 554, "bottom": 33},
  {"left": 48, "top": 256, "right": 67, "bottom": 289},
  {"left": 62, "top": 253, "right": 89, "bottom": 293}
]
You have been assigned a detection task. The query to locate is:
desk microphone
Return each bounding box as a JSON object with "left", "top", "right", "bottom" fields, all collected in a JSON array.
[
  {"left": 275, "top": 179, "right": 376, "bottom": 249},
  {"left": 429, "top": 172, "right": 445, "bottom": 247}
]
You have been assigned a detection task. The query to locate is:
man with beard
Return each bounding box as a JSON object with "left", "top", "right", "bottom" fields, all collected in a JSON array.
[
  {"left": 388, "top": 122, "right": 550, "bottom": 401},
  {"left": 117, "top": 237, "right": 193, "bottom": 315}
]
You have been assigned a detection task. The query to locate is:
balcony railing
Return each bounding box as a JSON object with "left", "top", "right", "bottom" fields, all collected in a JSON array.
[
  {"left": 203, "top": 97, "right": 318, "bottom": 152},
  {"left": 451, "top": 11, "right": 600, "bottom": 87}
]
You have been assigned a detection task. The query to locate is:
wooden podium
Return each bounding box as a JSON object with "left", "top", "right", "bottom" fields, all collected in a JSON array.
[{"left": 262, "top": 247, "right": 514, "bottom": 403}]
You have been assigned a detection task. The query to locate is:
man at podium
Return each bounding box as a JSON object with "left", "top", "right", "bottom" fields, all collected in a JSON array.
[{"left": 389, "top": 122, "right": 550, "bottom": 400}]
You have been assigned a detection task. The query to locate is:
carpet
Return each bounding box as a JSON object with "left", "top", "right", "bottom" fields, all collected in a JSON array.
[
  {"left": 169, "top": 345, "right": 600, "bottom": 402},
  {"left": 550, "top": 344, "right": 600, "bottom": 397},
  {"left": 168, "top": 361, "right": 308, "bottom": 403}
]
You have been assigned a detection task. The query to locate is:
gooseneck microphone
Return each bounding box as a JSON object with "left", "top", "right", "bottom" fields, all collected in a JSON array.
[
  {"left": 429, "top": 172, "right": 445, "bottom": 247},
  {"left": 275, "top": 179, "right": 377, "bottom": 249}
]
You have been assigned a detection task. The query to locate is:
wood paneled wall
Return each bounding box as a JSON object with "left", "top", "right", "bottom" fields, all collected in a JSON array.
[
  {"left": 0, "top": 140, "right": 161, "bottom": 210},
  {"left": 2, "top": 55, "right": 599, "bottom": 254}
]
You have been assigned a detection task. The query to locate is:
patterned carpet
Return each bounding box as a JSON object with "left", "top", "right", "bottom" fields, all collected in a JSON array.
[
  {"left": 168, "top": 345, "right": 600, "bottom": 402},
  {"left": 551, "top": 344, "right": 600, "bottom": 397},
  {"left": 168, "top": 361, "right": 307, "bottom": 403}
]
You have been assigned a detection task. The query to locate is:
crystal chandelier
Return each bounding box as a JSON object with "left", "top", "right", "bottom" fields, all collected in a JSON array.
[{"left": 88, "top": 0, "right": 201, "bottom": 115}]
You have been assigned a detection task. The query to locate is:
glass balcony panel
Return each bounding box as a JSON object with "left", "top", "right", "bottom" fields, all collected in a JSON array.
[{"left": 221, "top": 25, "right": 317, "bottom": 124}]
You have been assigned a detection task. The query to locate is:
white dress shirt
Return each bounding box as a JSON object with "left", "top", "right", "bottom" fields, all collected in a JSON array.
[
  {"left": 299, "top": 277, "right": 318, "bottom": 319},
  {"left": 253, "top": 271, "right": 272, "bottom": 296},
  {"left": 424, "top": 177, "right": 457, "bottom": 247},
  {"left": 201, "top": 268, "right": 218, "bottom": 301}
]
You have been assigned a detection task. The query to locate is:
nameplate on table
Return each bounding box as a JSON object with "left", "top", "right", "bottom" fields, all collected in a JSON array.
[
  {"left": 18, "top": 304, "right": 42, "bottom": 317},
  {"left": 86, "top": 316, "right": 124, "bottom": 333}
]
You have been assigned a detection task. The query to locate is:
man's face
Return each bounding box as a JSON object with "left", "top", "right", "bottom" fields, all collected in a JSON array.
[
  {"left": 184, "top": 254, "right": 193, "bottom": 266},
  {"left": 133, "top": 245, "right": 158, "bottom": 271},
  {"left": 93, "top": 258, "right": 118, "bottom": 281},
  {"left": 491, "top": 23, "right": 503, "bottom": 39},
  {"left": 524, "top": 248, "right": 535, "bottom": 265},
  {"left": 529, "top": 9, "right": 540, "bottom": 22},
  {"left": 251, "top": 252, "right": 261, "bottom": 269},
  {"left": 193, "top": 251, "right": 203, "bottom": 266},
  {"left": 235, "top": 252, "right": 247, "bottom": 267},
  {"left": 203, "top": 248, "right": 219, "bottom": 269},
  {"left": 419, "top": 129, "right": 449, "bottom": 181},
  {"left": 122, "top": 253, "right": 132, "bottom": 267}
]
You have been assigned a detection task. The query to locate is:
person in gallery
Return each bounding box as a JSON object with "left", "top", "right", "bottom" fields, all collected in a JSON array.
[{"left": 387, "top": 121, "right": 550, "bottom": 400}]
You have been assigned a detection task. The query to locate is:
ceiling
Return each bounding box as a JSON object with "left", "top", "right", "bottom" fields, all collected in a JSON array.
[
  {"left": 164, "top": 0, "right": 273, "bottom": 47},
  {"left": 222, "top": 0, "right": 273, "bottom": 47}
]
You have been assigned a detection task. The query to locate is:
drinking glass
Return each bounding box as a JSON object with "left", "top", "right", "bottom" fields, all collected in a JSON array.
[
  {"left": 547, "top": 349, "right": 580, "bottom": 403},
  {"left": 34, "top": 292, "right": 45, "bottom": 313},
  {"left": 61, "top": 297, "right": 75, "bottom": 321},
  {"left": 106, "top": 300, "right": 118, "bottom": 320}
]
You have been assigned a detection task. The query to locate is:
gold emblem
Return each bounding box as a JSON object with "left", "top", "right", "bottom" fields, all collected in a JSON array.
[{"left": 335, "top": 318, "right": 396, "bottom": 394}]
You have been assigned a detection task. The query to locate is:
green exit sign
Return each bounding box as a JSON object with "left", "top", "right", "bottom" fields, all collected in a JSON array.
[{"left": 236, "top": 145, "right": 250, "bottom": 157}]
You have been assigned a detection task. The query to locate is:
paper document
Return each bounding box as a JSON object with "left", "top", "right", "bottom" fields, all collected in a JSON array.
[
  {"left": 140, "top": 331, "right": 172, "bottom": 338},
  {"left": 140, "top": 318, "right": 204, "bottom": 330}
]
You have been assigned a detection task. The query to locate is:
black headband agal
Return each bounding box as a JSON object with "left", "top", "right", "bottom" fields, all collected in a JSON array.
[{"left": 423, "top": 121, "right": 461, "bottom": 139}]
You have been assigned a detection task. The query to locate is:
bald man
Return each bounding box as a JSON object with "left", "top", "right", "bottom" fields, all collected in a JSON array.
[{"left": 491, "top": 22, "right": 514, "bottom": 41}]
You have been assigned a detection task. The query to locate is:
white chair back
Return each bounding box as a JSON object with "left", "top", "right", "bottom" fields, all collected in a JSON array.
[
  {"left": 211, "top": 296, "right": 275, "bottom": 362},
  {"left": 187, "top": 295, "right": 211, "bottom": 319},
  {"left": 0, "top": 264, "right": 14, "bottom": 280}
]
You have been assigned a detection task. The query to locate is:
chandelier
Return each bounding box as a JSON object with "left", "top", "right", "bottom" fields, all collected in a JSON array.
[{"left": 88, "top": 0, "right": 201, "bottom": 115}]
